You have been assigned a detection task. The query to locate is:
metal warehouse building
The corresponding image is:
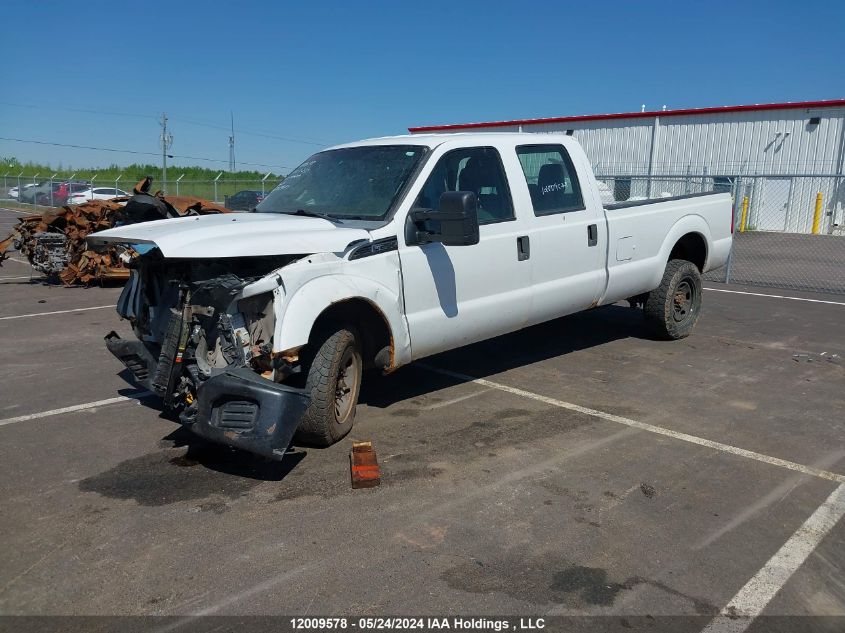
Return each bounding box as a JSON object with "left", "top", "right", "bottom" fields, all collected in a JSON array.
[{"left": 409, "top": 99, "right": 845, "bottom": 235}]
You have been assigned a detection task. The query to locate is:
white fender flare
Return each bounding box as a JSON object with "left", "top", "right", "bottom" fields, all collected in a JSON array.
[
  {"left": 649, "top": 214, "right": 712, "bottom": 289},
  {"left": 274, "top": 275, "right": 411, "bottom": 369}
]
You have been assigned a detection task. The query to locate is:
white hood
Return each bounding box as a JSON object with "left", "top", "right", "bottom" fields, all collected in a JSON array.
[{"left": 88, "top": 212, "right": 372, "bottom": 258}]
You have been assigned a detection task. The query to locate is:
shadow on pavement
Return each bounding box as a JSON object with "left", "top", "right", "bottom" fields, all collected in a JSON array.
[
  {"left": 361, "top": 303, "right": 652, "bottom": 408},
  {"left": 160, "top": 426, "right": 308, "bottom": 482}
]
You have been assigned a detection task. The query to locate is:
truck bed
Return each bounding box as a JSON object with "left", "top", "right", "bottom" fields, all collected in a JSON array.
[{"left": 600, "top": 191, "right": 733, "bottom": 305}]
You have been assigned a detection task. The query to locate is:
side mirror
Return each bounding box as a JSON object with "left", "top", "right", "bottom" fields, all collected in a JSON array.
[{"left": 405, "top": 191, "right": 480, "bottom": 246}]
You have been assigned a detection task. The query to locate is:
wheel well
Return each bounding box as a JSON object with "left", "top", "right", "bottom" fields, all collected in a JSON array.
[
  {"left": 310, "top": 298, "right": 392, "bottom": 369},
  {"left": 669, "top": 233, "right": 706, "bottom": 271}
]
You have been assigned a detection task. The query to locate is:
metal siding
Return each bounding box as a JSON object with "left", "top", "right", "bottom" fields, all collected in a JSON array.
[
  {"left": 440, "top": 106, "right": 845, "bottom": 176},
  {"left": 651, "top": 108, "right": 845, "bottom": 175}
]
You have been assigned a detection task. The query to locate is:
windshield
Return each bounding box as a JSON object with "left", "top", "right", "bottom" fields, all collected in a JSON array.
[{"left": 255, "top": 145, "right": 427, "bottom": 220}]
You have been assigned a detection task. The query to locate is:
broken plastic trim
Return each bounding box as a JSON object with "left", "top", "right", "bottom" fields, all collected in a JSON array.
[
  {"left": 182, "top": 367, "right": 310, "bottom": 460},
  {"left": 104, "top": 332, "right": 158, "bottom": 391},
  {"left": 348, "top": 236, "right": 398, "bottom": 260},
  {"left": 106, "top": 332, "right": 309, "bottom": 459}
]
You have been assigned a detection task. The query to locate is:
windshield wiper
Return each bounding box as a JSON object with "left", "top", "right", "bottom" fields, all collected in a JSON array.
[
  {"left": 291, "top": 209, "right": 343, "bottom": 224},
  {"left": 332, "top": 214, "right": 374, "bottom": 221}
]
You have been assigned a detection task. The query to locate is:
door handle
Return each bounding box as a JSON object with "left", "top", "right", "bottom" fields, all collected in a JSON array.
[
  {"left": 587, "top": 224, "right": 598, "bottom": 247},
  {"left": 517, "top": 235, "right": 530, "bottom": 261}
]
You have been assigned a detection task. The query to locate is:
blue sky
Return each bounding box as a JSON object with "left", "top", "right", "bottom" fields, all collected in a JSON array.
[{"left": 2, "top": 0, "right": 843, "bottom": 174}]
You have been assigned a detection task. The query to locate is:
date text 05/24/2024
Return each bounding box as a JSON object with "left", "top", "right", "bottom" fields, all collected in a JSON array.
[{"left": 289, "top": 617, "right": 546, "bottom": 630}]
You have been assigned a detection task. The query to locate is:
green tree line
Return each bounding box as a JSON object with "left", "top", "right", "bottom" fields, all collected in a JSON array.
[{"left": 1, "top": 156, "right": 281, "bottom": 183}]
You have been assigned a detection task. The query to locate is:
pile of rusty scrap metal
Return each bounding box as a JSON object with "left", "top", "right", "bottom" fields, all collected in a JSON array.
[{"left": 0, "top": 177, "right": 231, "bottom": 285}]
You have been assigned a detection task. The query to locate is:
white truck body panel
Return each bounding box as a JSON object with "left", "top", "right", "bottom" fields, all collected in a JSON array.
[
  {"left": 94, "top": 133, "right": 732, "bottom": 368},
  {"left": 92, "top": 132, "right": 733, "bottom": 458},
  {"left": 91, "top": 212, "right": 371, "bottom": 258},
  {"left": 268, "top": 251, "right": 413, "bottom": 368}
]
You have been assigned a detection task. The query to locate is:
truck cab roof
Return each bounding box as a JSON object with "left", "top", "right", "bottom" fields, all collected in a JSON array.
[{"left": 327, "top": 132, "right": 572, "bottom": 151}]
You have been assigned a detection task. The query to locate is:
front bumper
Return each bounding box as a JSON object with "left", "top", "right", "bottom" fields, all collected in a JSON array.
[
  {"left": 181, "top": 367, "right": 309, "bottom": 460},
  {"left": 106, "top": 333, "right": 309, "bottom": 459}
]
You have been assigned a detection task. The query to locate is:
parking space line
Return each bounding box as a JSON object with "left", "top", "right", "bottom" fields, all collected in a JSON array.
[
  {"left": 0, "top": 276, "right": 34, "bottom": 281},
  {"left": 2, "top": 257, "right": 31, "bottom": 265},
  {"left": 0, "top": 392, "right": 153, "bottom": 427},
  {"left": 421, "top": 387, "right": 493, "bottom": 410},
  {"left": 0, "top": 305, "right": 115, "bottom": 320},
  {"left": 418, "top": 364, "right": 845, "bottom": 484},
  {"left": 693, "top": 449, "right": 845, "bottom": 551},
  {"left": 704, "top": 287, "right": 845, "bottom": 306},
  {"left": 701, "top": 483, "right": 845, "bottom": 633}
]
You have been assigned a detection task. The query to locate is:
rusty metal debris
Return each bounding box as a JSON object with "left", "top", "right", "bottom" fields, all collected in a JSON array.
[
  {"left": 350, "top": 441, "right": 381, "bottom": 489},
  {"left": 0, "top": 177, "right": 231, "bottom": 285}
]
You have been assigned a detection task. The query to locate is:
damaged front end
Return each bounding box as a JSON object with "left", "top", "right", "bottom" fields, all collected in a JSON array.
[{"left": 106, "top": 250, "right": 308, "bottom": 459}]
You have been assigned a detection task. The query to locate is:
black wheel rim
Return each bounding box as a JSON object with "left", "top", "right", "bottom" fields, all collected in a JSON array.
[
  {"left": 672, "top": 278, "right": 696, "bottom": 323},
  {"left": 334, "top": 347, "right": 360, "bottom": 424}
]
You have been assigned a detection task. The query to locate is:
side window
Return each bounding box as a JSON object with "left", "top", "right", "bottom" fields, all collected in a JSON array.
[
  {"left": 414, "top": 147, "right": 514, "bottom": 224},
  {"left": 516, "top": 144, "right": 585, "bottom": 215}
]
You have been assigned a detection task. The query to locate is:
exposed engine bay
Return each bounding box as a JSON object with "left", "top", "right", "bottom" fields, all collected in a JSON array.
[
  {"left": 115, "top": 250, "right": 300, "bottom": 407},
  {"left": 106, "top": 249, "right": 311, "bottom": 458}
]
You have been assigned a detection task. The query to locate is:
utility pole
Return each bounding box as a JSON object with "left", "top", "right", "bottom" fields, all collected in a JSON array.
[
  {"left": 160, "top": 112, "right": 173, "bottom": 192},
  {"left": 228, "top": 111, "right": 236, "bottom": 172}
]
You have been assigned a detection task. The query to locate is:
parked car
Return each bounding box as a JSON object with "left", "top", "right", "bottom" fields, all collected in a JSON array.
[
  {"left": 92, "top": 133, "right": 733, "bottom": 460},
  {"left": 20, "top": 181, "right": 89, "bottom": 205},
  {"left": 7, "top": 183, "right": 38, "bottom": 200},
  {"left": 67, "top": 187, "right": 129, "bottom": 204},
  {"left": 34, "top": 182, "right": 91, "bottom": 207},
  {"left": 224, "top": 190, "right": 265, "bottom": 211},
  {"left": 16, "top": 182, "right": 47, "bottom": 203}
]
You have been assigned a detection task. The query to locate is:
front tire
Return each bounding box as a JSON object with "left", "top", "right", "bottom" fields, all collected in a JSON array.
[
  {"left": 294, "top": 327, "right": 362, "bottom": 447},
  {"left": 643, "top": 259, "right": 702, "bottom": 340}
]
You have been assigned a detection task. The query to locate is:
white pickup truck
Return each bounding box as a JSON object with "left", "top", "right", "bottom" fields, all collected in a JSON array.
[{"left": 90, "top": 133, "right": 733, "bottom": 459}]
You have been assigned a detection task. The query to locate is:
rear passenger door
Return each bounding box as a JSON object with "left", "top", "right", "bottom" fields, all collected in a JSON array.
[{"left": 515, "top": 144, "right": 607, "bottom": 325}]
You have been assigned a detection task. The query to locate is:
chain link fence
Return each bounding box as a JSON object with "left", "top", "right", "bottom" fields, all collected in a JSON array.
[
  {"left": 0, "top": 173, "right": 284, "bottom": 208},
  {"left": 596, "top": 173, "right": 845, "bottom": 294},
  {"left": 2, "top": 169, "right": 843, "bottom": 294}
]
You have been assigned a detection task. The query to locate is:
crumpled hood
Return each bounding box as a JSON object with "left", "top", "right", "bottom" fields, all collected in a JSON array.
[{"left": 87, "top": 212, "right": 371, "bottom": 258}]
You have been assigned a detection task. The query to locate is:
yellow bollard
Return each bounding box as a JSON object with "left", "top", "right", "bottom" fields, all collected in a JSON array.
[
  {"left": 739, "top": 196, "right": 749, "bottom": 233},
  {"left": 812, "top": 192, "right": 823, "bottom": 234}
]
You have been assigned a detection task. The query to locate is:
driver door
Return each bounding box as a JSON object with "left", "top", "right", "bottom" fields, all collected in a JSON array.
[{"left": 398, "top": 146, "right": 531, "bottom": 360}]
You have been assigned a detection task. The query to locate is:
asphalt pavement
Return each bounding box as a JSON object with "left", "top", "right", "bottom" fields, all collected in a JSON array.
[{"left": 0, "top": 221, "right": 843, "bottom": 630}]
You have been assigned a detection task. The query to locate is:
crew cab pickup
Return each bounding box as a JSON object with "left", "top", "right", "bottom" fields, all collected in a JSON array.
[{"left": 90, "top": 133, "right": 733, "bottom": 459}]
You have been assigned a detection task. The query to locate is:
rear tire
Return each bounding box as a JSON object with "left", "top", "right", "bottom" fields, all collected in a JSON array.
[
  {"left": 643, "top": 259, "right": 702, "bottom": 340},
  {"left": 294, "top": 327, "right": 362, "bottom": 447}
]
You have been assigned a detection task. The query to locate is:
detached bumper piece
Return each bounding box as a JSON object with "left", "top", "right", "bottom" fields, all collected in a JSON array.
[
  {"left": 184, "top": 367, "right": 309, "bottom": 460},
  {"left": 104, "top": 331, "right": 157, "bottom": 391},
  {"left": 106, "top": 331, "right": 309, "bottom": 459}
]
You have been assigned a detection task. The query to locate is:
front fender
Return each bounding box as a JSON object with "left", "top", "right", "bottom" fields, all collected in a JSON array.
[{"left": 274, "top": 275, "right": 411, "bottom": 369}]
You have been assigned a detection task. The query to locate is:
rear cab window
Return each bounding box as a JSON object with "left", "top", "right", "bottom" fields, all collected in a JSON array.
[{"left": 516, "top": 144, "right": 585, "bottom": 215}]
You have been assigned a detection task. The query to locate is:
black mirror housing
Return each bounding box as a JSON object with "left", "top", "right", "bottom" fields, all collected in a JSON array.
[{"left": 405, "top": 191, "right": 480, "bottom": 246}]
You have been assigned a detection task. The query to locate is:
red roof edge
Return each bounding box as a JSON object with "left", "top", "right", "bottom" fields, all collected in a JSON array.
[{"left": 408, "top": 99, "right": 845, "bottom": 133}]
